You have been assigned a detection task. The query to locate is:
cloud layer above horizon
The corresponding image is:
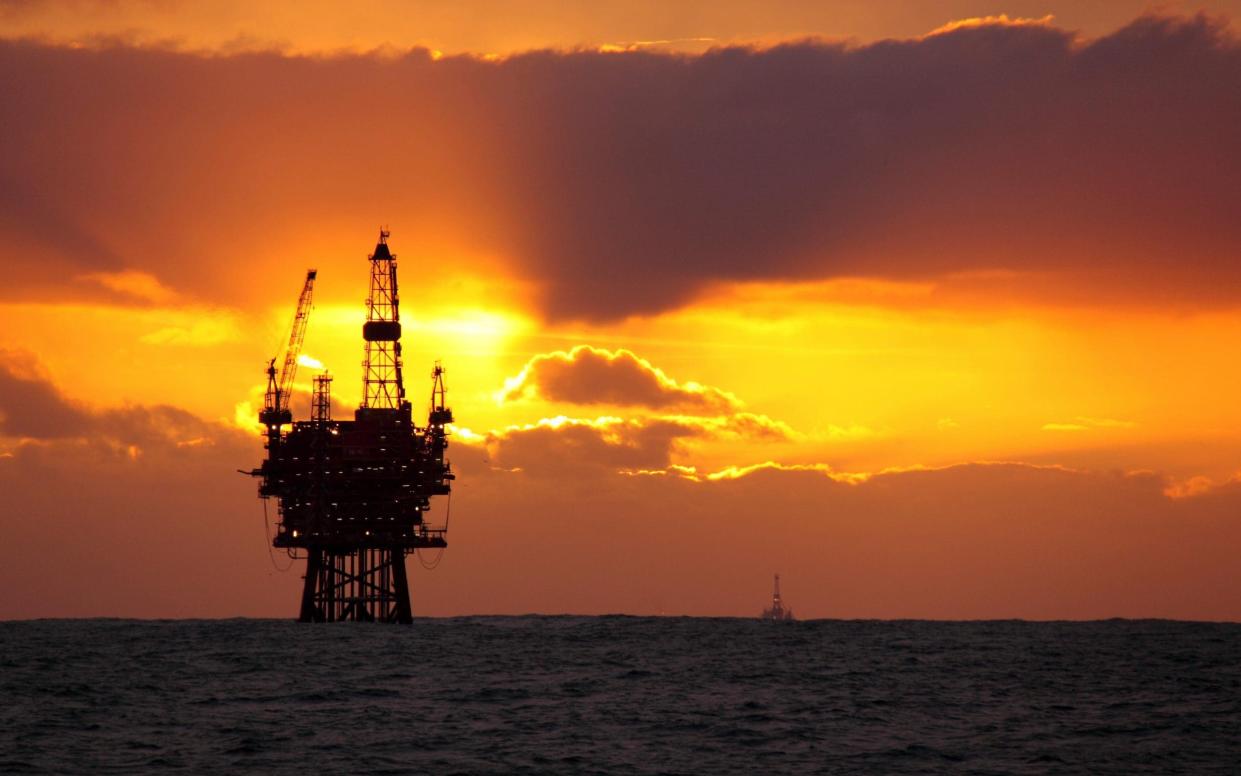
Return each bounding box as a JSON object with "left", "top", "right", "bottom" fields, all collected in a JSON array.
[{"left": 3, "top": 13, "right": 1241, "bottom": 320}]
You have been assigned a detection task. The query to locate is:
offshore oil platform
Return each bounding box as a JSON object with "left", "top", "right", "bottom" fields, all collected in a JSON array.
[
  {"left": 760, "top": 574, "right": 795, "bottom": 621},
  {"left": 248, "top": 230, "right": 454, "bottom": 623}
]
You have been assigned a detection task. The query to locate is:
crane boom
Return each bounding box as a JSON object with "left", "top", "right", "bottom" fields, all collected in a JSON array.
[
  {"left": 278, "top": 270, "right": 317, "bottom": 411},
  {"left": 260, "top": 269, "right": 316, "bottom": 437}
]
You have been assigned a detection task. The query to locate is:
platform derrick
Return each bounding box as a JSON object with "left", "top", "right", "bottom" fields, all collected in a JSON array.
[
  {"left": 760, "top": 574, "right": 794, "bottom": 621},
  {"left": 251, "top": 231, "right": 455, "bottom": 624}
]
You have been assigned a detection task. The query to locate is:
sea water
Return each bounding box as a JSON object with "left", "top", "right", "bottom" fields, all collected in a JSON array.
[{"left": 1, "top": 617, "right": 1238, "bottom": 773}]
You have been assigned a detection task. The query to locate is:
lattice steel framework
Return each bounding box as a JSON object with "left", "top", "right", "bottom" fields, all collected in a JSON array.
[
  {"left": 311, "top": 373, "right": 332, "bottom": 423},
  {"left": 300, "top": 547, "right": 413, "bottom": 623},
  {"left": 362, "top": 230, "right": 405, "bottom": 410}
]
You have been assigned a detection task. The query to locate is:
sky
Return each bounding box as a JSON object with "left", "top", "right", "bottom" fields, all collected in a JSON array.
[{"left": 2, "top": 0, "right": 1241, "bottom": 620}]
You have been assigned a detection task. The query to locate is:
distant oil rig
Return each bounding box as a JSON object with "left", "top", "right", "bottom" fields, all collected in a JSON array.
[
  {"left": 761, "top": 574, "right": 795, "bottom": 621},
  {"left": 248, "top": 231, "right": 455, "bottom": 623}
]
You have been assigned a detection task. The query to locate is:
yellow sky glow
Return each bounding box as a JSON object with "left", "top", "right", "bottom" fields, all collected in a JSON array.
[{"left": 8, "top": 267, "right": 1240, "bottom": 487}]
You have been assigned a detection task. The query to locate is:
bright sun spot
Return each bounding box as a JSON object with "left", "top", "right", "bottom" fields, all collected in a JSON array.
[{"left": 409, "top": 310, "right": 522, "bottom": 339}]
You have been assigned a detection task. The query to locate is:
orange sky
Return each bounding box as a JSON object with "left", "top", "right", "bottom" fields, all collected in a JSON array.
[
  {"left": 2, "top": 2, "right": 1241, "bottom": 620},
  {"left": 2, "top": 1, "right": 1238, "bottom": 53}
]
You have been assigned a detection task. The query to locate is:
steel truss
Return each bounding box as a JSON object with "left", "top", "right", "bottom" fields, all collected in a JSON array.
[{"left": 298, "top": 546, "right": 414, "bottom": 623}]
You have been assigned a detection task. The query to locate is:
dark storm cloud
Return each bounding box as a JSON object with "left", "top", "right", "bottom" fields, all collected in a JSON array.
[{"left": 2, "top": 14, "right": 1240, "bottom": 317}]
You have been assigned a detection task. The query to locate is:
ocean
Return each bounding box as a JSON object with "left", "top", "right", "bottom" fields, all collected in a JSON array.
[{"left": 1, "top": 617, "right": 1238, "bottom": 774}]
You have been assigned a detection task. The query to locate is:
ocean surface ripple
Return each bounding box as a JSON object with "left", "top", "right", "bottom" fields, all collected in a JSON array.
[{"left": 1, "top": 617, "right": 1238, "bottom": 774}]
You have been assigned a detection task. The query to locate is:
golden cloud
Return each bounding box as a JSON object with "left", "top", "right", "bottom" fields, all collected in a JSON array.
[{"left": 498, "top": 345, "right": 742, "bottom": 412}]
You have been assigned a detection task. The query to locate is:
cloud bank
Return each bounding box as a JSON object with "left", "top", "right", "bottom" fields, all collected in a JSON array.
[
  {"left": 3, "top": 14, "right": 1241, "bottom": 318},
  {"left": 0, "top": 349, "right": 238, "bottom": 451},
  {"left": 0, "top": 356, "right": 1237, "bottom": 620}
]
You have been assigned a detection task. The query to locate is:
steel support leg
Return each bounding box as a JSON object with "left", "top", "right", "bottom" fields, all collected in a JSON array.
[
  {"left": 299, "top": 548, "right": 324, "bottom": 622},
  {"left": 392, "top": 548, "right": 413, "bottom": 624}
]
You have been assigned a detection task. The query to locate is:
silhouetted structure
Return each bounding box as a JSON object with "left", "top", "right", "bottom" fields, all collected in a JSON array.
[
  {"left": 761, "top": 574, "right": 795, "bottom": 621},
  {"left": 250, "top": 231, "right": 454, "bottom": 623}
]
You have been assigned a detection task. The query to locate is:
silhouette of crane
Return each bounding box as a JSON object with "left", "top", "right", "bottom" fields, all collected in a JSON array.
[{"left": 259, "top": 269, "right": 316, "bottom": 448}]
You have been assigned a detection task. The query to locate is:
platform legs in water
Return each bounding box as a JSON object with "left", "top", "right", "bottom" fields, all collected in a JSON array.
[{"left": 298, "top": 546, "right": 413, "bottom": 623}]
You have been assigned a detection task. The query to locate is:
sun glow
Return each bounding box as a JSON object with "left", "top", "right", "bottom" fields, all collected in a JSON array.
[{"left": 404, "top": 309, "right": 529, "bottom": 352}]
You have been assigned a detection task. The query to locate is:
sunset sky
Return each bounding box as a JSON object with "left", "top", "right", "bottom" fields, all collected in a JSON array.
[{"left": 3, "top": 0, "right": 1241, "bottom": 620}]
